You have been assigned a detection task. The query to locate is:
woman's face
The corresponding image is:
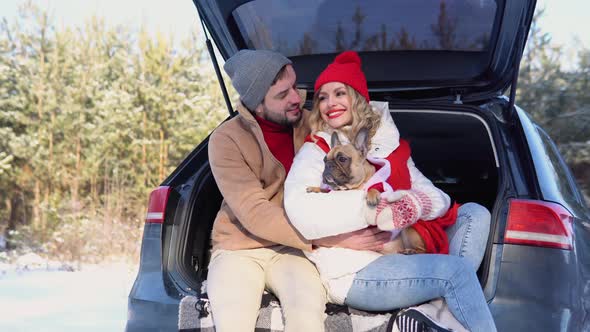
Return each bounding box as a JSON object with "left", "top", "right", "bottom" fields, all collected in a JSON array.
[{"left": 317, "top": 82, "right": 353, "bottom": 129}]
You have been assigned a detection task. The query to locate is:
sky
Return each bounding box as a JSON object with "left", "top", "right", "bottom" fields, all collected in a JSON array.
[
  {"left": 0, "top": 0, "right": 199, "bottom": 44},
  {"left": 0, "top": 0, "right": 589, "bottom": 61}
]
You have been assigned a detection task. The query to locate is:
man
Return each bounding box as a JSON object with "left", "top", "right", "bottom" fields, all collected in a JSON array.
[{"left": 207, "top": 49, "right": 389, "bottom": 332}]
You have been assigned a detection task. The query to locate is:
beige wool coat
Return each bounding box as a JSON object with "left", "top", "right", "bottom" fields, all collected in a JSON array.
[{"left": 208, "top": 93, "right": 312, "bottom": 252}]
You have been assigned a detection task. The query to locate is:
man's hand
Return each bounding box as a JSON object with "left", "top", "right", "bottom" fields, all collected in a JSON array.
[{"left": 312, "top": 227, "right": 390, "bottom": 251}]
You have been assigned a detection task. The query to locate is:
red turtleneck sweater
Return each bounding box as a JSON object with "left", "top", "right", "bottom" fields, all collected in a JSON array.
[{"left": 255, "top": 115, "right": 294, "bottom": 174}]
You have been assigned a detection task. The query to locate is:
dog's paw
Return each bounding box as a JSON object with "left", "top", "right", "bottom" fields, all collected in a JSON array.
[
  {"left": 398, "top": 248, "right": 419, "bottom": 255},
  {"left": 306, "top": 186, "right": 322, "bottom": 193},
  {"left": 382, "top": 190, "right": 409, "bottom": 203},
  {"left": 366, "top": 189, "right": 381, "bottom": 207}
]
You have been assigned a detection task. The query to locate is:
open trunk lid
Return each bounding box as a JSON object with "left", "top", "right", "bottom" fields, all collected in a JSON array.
[{"left": 193, "top": 0, "right": 535, "bottom": 103}]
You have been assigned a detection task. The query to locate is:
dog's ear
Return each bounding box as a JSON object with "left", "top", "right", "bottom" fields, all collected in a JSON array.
[
  {"left": 330, "top": 132, "right": 342, "bottom": 148},
  {"left": 353, "top": 128, "right": 370, "bottom": 157}
]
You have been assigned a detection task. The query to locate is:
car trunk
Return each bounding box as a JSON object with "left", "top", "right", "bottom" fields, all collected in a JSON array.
[
  {"left": 179, "top": 104, "right": 501, "bottom": 299},
  {"left": 179, "top": 0, "right": 540, "bottom": 311}
]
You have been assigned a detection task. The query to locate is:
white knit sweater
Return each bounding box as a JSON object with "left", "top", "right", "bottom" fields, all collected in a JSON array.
[{"left": 284, "top": 102, "right": 451, "bottom": 304}]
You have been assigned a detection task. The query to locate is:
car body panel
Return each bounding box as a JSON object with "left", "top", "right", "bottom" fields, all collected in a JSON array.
[
  {"left": 126, "top": 224, "right": 182, "bottom": 332},
  {"left": 489, "top": 244, "right": 584, "bottom": 332}
]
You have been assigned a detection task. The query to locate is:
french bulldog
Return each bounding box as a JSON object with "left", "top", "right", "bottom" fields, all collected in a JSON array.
[
  {"left": 306, "top": 128, "right": 381, "bottom": 206},
  {"left": 306, "top": 128, "right": 426, "bottom": 255}
]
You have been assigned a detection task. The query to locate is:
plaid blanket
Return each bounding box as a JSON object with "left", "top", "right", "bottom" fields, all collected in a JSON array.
[{"left": 178, "top": 283, "right": 399, "bottom": 332}]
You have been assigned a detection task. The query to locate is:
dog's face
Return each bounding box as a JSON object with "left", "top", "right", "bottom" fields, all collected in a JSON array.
[{"left": 322, "top": 128, "right": 375, "bottom": 190}]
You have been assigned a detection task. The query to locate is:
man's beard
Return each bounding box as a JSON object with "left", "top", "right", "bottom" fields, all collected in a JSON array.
[{"left": 261, "top": 105, "right": 301, "bottom": 127}]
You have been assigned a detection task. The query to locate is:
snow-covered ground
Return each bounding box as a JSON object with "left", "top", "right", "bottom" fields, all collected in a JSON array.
[{"left": 0, "top": 255, "right": 137, "bottom": 332}]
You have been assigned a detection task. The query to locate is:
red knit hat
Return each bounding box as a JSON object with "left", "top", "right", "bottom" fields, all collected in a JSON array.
[{"left": 314, "top": 51, "right": 369, "bottom": 102}]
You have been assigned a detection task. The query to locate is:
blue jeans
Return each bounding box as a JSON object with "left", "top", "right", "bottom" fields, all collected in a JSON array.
[{"left": 345, "top": 203, "right": 496, "bottom": 332}]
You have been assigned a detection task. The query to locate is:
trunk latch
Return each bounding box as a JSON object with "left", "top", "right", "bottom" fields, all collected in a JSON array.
[{"left": 451, "top": 90, "right": 464, "bottom": 105}]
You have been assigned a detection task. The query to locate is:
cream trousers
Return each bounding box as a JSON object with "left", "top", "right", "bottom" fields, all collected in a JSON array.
[{"left": 207, "top": 245, "right": 327, "bottom": 332}]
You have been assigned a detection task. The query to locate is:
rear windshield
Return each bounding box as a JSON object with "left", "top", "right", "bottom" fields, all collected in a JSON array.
[{"left": 232, "top": 0, "right": 498, "bottom": 57}]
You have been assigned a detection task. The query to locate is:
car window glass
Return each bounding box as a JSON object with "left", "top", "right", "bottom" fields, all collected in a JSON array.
[
  {"left": 535, "top": 127, "right": 581, "bottom": 207},
  {"left": 232, "top": 0, "right": 497, "bottom": 57}
]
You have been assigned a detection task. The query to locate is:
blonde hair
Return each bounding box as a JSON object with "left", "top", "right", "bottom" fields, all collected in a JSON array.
[{"left": 309, "top": 85, "right": 381, "bottom": 142}]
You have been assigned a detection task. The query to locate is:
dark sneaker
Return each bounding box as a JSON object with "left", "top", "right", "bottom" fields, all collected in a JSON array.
[{"left": 394, "top": 308, "right": 454, "bottom": 332}]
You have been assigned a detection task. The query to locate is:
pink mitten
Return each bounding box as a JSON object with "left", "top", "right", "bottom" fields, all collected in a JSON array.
[{"left": 365, "top": 190, "right": 431, "bottom": 231}]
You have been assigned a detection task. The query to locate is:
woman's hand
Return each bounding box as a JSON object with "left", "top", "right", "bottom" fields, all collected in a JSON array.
[
  {"left": 312, "top": 226, "right": 390, "bottom": 251},
  {"left": 365, "top": 190, "right": 425, "bottom": 231}
]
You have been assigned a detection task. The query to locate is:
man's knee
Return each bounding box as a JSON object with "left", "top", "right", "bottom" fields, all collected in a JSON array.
[
  {"left": 267, "top": 254, "right": 327, "bottom": 331},
  {"left": 268, "top": 252, "right": 325, "bottom": 296}
]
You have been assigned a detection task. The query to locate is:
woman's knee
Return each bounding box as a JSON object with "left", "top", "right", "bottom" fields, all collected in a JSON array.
[
  {"left": 458, "top": 202, "right": 492, "bottom": 244},
  {"left": 459, "top": 202, "right": 491, "bottom": 225}
]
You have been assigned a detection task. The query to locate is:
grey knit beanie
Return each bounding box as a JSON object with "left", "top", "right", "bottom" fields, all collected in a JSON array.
[{"left": 223, "top": 49, "right": 292, "bottom": 110}]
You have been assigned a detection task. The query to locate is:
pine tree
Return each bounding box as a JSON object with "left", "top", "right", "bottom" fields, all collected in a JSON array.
[{"left": 0, "top": 3, "right": 232, "bottom": 259}]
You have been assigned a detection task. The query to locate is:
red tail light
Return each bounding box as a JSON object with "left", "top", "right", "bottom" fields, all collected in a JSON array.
[
  {"left": 145, "top": 186, "right": 172, "bottom": 224},
  {"left": 505, "top": 199, "right": 573, "bottom": 250}
]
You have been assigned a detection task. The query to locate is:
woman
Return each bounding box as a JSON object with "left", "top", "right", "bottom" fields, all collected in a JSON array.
[{"left": 284, "top": 51, "right": 496, "bottom": 332}]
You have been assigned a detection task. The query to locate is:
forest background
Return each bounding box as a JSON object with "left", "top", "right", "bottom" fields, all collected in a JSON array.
[{"left": 1, "top": 1, "right": 589, "bottom": 264}]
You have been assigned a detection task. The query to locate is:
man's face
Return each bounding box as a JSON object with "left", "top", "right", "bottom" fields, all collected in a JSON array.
[{"left": 255, "top": 65, "right": 302, "bottom": 127}]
